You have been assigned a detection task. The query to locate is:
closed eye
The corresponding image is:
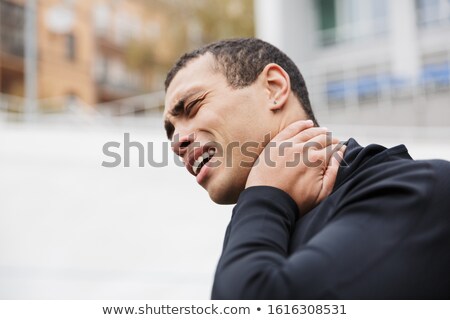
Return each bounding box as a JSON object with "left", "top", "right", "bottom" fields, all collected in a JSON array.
[{"left": 185, "top": 98, "right": 204, "bottom": 117}]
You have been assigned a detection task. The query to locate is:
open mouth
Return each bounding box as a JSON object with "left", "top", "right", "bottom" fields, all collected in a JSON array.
[{"left": 193, "top": 148, "right": 216, "bottom": 176}]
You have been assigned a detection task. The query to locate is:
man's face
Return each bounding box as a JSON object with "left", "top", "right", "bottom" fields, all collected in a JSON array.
[{"left": 164, "top": 54, "right": 273, "bottom": 204}]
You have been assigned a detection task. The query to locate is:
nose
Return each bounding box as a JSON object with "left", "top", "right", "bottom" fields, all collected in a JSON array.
[{"left": 171, "top": 132, "right": 195, "bottom": 157}]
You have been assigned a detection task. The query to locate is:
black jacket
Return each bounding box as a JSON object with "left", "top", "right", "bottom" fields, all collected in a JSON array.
[{"left": 211, "top": 138, "right": 450, "bottom": 299}]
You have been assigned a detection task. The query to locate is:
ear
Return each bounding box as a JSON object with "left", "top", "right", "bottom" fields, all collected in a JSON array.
[{"left": 260, "top": 63, "right": 291, "bottom": 111}]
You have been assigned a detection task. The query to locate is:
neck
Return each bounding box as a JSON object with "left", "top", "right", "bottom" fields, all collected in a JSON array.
[{"left": 276, "top": 99, "right": 309, "bottom": 135}]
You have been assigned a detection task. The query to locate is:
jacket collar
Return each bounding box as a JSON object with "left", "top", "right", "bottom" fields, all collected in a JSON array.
[{"left": 333, "top": 138, "right": 412, "bottom": 192}]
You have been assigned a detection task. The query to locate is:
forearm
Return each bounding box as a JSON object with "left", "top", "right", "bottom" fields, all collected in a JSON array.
[{"left": 211, "top": 186, "right": 298, "bottom": 299}]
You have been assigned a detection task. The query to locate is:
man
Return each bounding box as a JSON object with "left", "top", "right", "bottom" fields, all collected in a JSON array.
[{"left": 163, "top": 38, "right": 450, "bottom": 299}]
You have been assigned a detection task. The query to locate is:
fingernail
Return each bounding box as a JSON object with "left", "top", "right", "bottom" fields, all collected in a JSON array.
[{"left": 306, "top": 120, "right": 313, "bottom": 125}]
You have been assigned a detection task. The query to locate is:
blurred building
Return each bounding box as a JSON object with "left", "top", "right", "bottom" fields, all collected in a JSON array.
[
  {"left": 0, "top": 0, "right": 168, "bottom": 114},
  {"left": 255, "top": 0, "right": 450, "bottom": 126},
  {"left": 0, "top": 0, "right": 25, "bottom": 100}
]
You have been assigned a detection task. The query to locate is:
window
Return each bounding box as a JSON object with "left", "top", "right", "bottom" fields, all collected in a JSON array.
[
  {"left": 65, "top": 33, "right": 76, "bottom": 61},
  {"left": 115, "top": 13, "right": 132, "bottom": 45},
  {"left": 421, "top": 52, "right": 450, "bottom": 91},
  {"left": 325, "top": 71, "right": 347, "bottom": 106},
  {"left": 416, "top": 0, "right": 450, "bottom": 27},
  {"left": 94, "top": 55, "right": 108, "bottom": 83},
  {"left": 0, "top": 1, "right": 25, "bottom": 56},
  {"left": 416, "top": 0, "right": 439, "bottom": 26},
  {"left": 316, "top": 0, "right": 388, "bottom": 46},
  {"left": 317, "top": 0, "right": 337, "bottom": 45},
  {"left": 93, "top": 4, "right": 110, "bottom": 36},
  {"left": 324, "top": 65, "right": 391, "bottom": 107}
]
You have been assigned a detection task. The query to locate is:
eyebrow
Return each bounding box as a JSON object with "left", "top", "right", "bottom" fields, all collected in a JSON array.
[
  {"left": 164, "top": 90, "right": 203, "bottom": 140},
  {"left": 169, "top": 99, "right": 186, "bottom": 117}
]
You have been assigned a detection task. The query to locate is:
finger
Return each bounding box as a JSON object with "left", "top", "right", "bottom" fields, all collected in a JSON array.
[
  {"left": 298, "top": 139, "right": 341, "bottom": 170},
  {"left": 305, "top": 142, "right": 344, "bottom": 170},
  {"left": 321, "top": 144, "right": 347, "bottom": 196},
  {"left": 327, "top": 143, "right": 346, "bottom": 166},
  {"left": 273, "top": 119, "right": 314, "bottom": 142},
  {"left": 300, "top": 131, "right": 340, "bottom": 149},
  {"left": 324, "top": 142, "right": 346, "bottom": 165},
  {"left": 290, "top": 127, "right": 328, "bottom": 144}
]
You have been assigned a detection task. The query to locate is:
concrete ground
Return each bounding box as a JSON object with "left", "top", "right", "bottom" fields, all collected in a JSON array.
[{"left": 1, "top": 115, "right": 449, "bottom": 299}]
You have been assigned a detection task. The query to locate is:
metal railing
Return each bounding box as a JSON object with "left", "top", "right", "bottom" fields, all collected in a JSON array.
[
  {"left": 302, "top": 48, "right": 450, "bottom": 119},
  {"left": 0, "top": 90, "right": 165, "bottom": 124}
]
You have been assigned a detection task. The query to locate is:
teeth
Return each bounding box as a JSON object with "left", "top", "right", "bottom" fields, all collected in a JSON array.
[{"left": 193, "top": 150, "right": 215, "bottom": 175}]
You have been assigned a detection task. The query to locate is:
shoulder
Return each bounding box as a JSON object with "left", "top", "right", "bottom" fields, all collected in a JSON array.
[
  {"left": 331, "top": 157, "right": 450, "bottom": 224},
  {"left": 340, "top": 157, "right": 438, "bottom": 196}
]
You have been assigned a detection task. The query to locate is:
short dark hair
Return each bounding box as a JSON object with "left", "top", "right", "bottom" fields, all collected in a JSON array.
[{"left": 165, "top": 38, "right": 318, "bottom": 125}]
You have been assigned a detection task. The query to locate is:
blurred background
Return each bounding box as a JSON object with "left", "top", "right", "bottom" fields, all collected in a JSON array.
[{"left": 0, "top": 0, "right": 449, "bottom": 299}]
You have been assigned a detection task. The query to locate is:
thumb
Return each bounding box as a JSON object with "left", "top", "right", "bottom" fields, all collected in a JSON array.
[{"left": 272, "top": 119, "right": 314, "bottom": 143}]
